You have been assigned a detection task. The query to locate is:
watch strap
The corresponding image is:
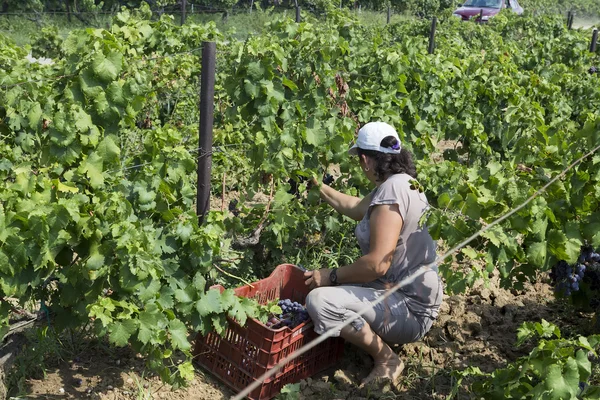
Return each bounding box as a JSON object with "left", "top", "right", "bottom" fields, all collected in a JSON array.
[{"left": 329, "top": 268, "right": 339, "bottom": 286}]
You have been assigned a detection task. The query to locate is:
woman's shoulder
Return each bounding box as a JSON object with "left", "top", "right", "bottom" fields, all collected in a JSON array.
[
  {"left": 378, "top": 174, "right": 429, "bottom": 202},
  {"left": 382, "top": 173, "right": 413, "bottom": 188},
  {"left": 372, "top": 174, "right": 412, "bottom": 200}
]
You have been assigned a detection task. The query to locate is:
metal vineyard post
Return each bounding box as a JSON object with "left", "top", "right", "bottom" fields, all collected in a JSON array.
[{"left": 197, "top": 42, "right": 216, "bottom": 225}]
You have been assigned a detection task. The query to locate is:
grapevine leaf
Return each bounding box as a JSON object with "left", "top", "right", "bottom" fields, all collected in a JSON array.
[
  {"left": 92, "top": 51, "right": 123, "bottom": 82},
  {"left": 305, "top": 117, "right": 324, "bottom": 146},
  {"left": 96, "top": 136, "right": 120, "bottom": 165},
  {"left": 0, "top": 250, "right": 10, "bottom": 275},
  {"left": 27, "top": 103, "right": 42, "bottom": 128},
  {"left": 282, "top": 77, "right": 298, "bottom": 91},
  {"left": 487, "top": 160, "right": 502, "bottom": 176},
  {"left": 582, "top": 221, "right": 600, "bottom": 248},
  {"left": 219, "top": 289, "right": 236, "bottom": 310},
  {"left": 157, "top": 286, "right": 175, "bottom": 309},
  {"left": 464, "top": 193, "right": 481, "bottom": 220},
  {"left": 106, "top": 81, "right": 126, "bottom": 106},
  {"left": 81, "top": 152, "right": 104, "bottom": 189},
  {"left": 86, "top": 241, "right": 105, "bottom": 270},
  {"left": 211, "top": 314, "right": 227, "bottom": 336},
  {"left": 169, "top": 319, "right": 191, "bottom": 351},
  {"left": 176, "top": 223, "right": 193, "bottom": 243},
  {"left": 246, "top": 61, "right": 264, "bottom": 80},
  {"left": 178, "top": 361, "right": 195, "bottom": 381},
  {"left": 109, "top": 319, "right": 138, "bottom": 347},
  {"left": 578, "top": 337, "right": 593, "bottom": 351},
  {"left": 138, "top": 303, "right": 164, "bottom": 345},
  {"left": 136, "top": 279, "right": 161, "bottom": 302},
  {"left": 228, "top": 297, "right": 256, "bottom": 326},
  {"left": 548, "top": 230, "right": 581, "bottom": 264},
  {"left": 273, "top": 188, "right": 294, "bottom": 206},
  {"left": 174, "top": 285, "right": 196, "bottom": 304},
  {"left": 56, "top": 181, "right": 79, "bottom": 193},
  {"left": 575, "top": 349, "right": 592, "bottom": 381},
  {"left": 543, "top": 359, "right": 579, "bottom": 400},
  {"left": 526, "top": 242, "right": 547, "bottom": 268},
  {"left": 196, "top": 289, "right": 223, "bottom": 317}
]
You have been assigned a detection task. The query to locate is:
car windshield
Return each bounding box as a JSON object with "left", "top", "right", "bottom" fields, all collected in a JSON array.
[{"left": 462, "top": 0, "right": 502, "bottom": 8}]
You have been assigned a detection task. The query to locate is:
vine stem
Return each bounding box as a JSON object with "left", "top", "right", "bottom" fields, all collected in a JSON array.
[
  {"left": 221, "top": 173, "right": 226, "bottom": 212},
  {"left": 255, "top": 175, "right": 275, "bottom": 233},
  {"left": 213, "top": 264, "right": 255, "bottom": 288}
]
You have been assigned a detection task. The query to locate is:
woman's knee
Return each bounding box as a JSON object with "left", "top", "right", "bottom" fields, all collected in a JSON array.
[{"left": 305, "top": 287, "right": 329, "bottom": 317}]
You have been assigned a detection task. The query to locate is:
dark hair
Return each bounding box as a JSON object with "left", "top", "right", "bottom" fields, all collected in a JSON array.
[{"left": 356, "top": 135, "right": 417, "bottom": 181}]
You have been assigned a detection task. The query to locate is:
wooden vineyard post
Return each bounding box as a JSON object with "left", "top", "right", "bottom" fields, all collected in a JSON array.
[
  {"left": 428, "top": 17, "right": 437, "bottom": 55},
  {"left": 181, "top": 0, "right": 187, "bottom": 25},
  {"left": 65, "top": 0, "right": 72, "bottom": 22},
  {"left": 570, "top": 12, "right": 575, "bottom": 29},
  {"left": 387, "top": 5, "right": 391, "bottom": 24},
  {"left": 296, "top": 5, "right": 301, "bottom": 23},
  {"left": 567, "top": 11, "right": 574, "bottom": 30},
  {"left": 591, "top": 29, "right": 598, "bottom": 53},
  {"left": 197, "top": 42, "right": 216, "bottom": 225}
]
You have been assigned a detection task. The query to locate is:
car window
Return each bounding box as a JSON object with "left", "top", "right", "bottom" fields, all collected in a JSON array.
[{"left": 463, "top": 0, "right": 502, "bottom": 8}]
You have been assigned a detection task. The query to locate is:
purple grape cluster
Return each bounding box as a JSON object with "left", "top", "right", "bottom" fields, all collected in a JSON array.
[
  {"left": 551, "top": 248, "right": 600, "bottom": 296},
  {"left": 589, "top": 66, "right": 598, "bottom": 74},
  {"left": 264, "top": 299, "right": 310, "bottom": 329},
  {"left": 323, "top": 174, "right": 334, "bottom": 185}
]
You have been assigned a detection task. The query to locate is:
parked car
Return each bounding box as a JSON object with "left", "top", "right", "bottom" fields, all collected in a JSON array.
[{"left": 452, "top": 0, "right": 524, "bottom": 22}]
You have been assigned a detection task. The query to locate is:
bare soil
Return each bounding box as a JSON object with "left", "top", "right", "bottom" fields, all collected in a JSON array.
[{"left": 18, "top": 272, "right": 595, "bottom": 400}]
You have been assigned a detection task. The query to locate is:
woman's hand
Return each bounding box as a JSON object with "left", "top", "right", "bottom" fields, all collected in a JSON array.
[
  {"left": 310, "top": 175, "right": 319, "bottom": 187},
  {"left": 304, "top": 268, "right": 332, "bottom": 290}
]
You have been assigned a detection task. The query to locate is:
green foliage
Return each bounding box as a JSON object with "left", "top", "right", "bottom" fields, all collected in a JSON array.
[
  {"left": 520, "top": 0, "right": 600, "bottom": 17},
  {"left": 256, "top": 299, "right": 283, "bottom": 323},
  {"left": 452, "top": 320, "right": 600, "bottom": 399},
  {"left": 3, "top": 1, "right": 600, "bottom": 390},
  {"left": 277, "top": 383, "right": 301, "bottom": 399},
  {"left": 30, "top": 26, "right": 63, "bottom": 59},
  {"left": 0, "top": 6, "right": 248, "bottom": 387}
]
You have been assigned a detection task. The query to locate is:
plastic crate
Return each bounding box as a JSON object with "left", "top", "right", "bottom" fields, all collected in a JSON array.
[{"left": 193, "top": 264, "right": 345, "bottom": 400}]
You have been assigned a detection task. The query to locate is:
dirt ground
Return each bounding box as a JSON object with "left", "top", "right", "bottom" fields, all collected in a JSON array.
[{"left": 19, "top": 271, "right": 595, "bottom": 400}]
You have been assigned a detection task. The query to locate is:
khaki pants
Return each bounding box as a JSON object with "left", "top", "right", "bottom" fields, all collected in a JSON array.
[{"left": 305, "top": 285, "right": 435, "bottom": 345}]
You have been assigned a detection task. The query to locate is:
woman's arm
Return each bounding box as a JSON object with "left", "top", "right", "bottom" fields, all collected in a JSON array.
[
  {"left": 304, "top": 203, "right": 404, "bottom": 288},
  {"left": 318, "top": 183, "right": 372, "bottom": 222}
]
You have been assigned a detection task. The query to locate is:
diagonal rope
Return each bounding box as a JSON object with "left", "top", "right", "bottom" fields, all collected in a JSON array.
[{"left": 232, "top": 141, "right": 600, "bottom": 400}]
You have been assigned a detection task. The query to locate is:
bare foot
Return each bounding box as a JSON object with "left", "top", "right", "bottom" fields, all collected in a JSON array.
[{"left": 359, "top": 355, "right": 404, "bottom": 387}]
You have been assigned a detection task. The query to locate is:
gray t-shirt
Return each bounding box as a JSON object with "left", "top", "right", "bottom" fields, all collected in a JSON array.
[{"left": 355, "top": 173, "right": 443, "bottom": 320}]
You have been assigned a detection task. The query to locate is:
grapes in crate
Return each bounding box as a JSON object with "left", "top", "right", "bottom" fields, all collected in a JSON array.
[{"left": 264, "top": 299, "right": 310, "bottom": 330}]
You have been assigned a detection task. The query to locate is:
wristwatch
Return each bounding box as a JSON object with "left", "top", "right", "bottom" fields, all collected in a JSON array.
[{"left": 329, "top": 268, "right": 339, "bottom": 286}]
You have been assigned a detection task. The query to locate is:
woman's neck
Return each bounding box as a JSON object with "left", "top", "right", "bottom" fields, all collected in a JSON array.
[{"left": 374, "top": 173, "right": 393, "bottom": 187}]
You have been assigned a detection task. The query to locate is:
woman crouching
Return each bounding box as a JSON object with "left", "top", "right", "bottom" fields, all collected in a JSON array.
[{"left": 304, "top": 121, "right": 444, "bottom": 386}]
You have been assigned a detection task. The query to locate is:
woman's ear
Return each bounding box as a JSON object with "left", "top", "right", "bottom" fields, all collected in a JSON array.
[
  {"left": 359, "top": 154, "right": 369, "bottom": 166},
  {"left": 361, "top": 154, "right": 374, "bottom": 170}
]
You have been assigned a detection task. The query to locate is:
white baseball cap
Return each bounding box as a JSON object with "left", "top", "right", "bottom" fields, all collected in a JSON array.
[{"left": 348, "top": 122, "right": 402, "bottom": 155}]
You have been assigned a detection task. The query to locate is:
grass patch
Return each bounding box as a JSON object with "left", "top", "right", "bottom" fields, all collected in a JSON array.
[
  {"left": 0, "top": 8, "right": 413, "bottom": 47},
  {"left": 0, "top": 14, "right": 113, "bottom": 47}
]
